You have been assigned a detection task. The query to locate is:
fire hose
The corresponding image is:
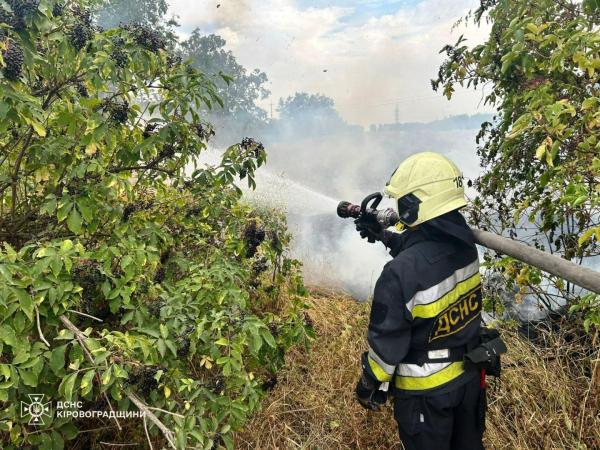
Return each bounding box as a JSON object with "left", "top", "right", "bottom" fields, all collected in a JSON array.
[{"left": 337, "top": 193, "right": 600, "bottom": 295}]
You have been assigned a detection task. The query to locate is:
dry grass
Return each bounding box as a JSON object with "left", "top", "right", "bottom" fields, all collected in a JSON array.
[{"left": 235, "top": 289, "right": 600, "bottom": 450}]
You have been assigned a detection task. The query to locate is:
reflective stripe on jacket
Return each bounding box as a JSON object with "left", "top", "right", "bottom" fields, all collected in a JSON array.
[{"left": 367, "top": 212, "right": 482, "bottom": 394}]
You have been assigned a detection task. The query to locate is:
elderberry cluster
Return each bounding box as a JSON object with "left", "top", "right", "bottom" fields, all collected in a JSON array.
[
  {"left": 176, "top": 337, "right": 190, "bottom": 357},
  {"left": 2, "top": 40, "right": 23, "bottom": 80},
  {"left": 72, "top": 260, "right": 104, "bottom": 297},
  {"left": 5, "top": 0, "right": 39, "bottom": 30},
  {"left": 166, "top": 54, "right": 182, "bottom": 68},
  {"left": 143, "top": 123, "right": 159, "bottom": 138},
  {"left": 147, "top": 299, "right": 165, "bottom": 318},
  {"left": 240, "top": 137, "right": 265, "bottom": 158},
  {"left": 252, "top": 256, "right": 268, "bottom": 276},
  {"left": 261, "top": 375, "right": 278, "bottom": 391},
  {"left": 157, "top": 143, "right": 176, "bottom": 160},
  {"left": 76, "top": 82, "right": 88, "bottom": 98},
  {"left": 122, "top": 23, "right": 166, "bottom": 53},
  {"left": 103, "top": 99, "right": 129, "bottom": 124},
  {"left": 153, "top": 266, "right": 165, "bottom": 284},
  {"left": 243, "top": 220, "right": 265, "bottom": 258},
  {"left": 68, "top": 6, "right": 94, "bottom": 51},
  {"left": 194, "top": 123, "right": 215, "bottom": 142},
  {"left": 122, "top": 200, "right": 153, "bottom": 221},
  {"left": 126, "top": 367, "right": 159, "bottom": 395},
  {"left": 0, "top": 7, "right": 15, "bottom": 37},
  {"left": 52, "top": 2, "right": 64, "bottom": 17},
  {"left": 268, "top": 322, "right": 280, "bottom": 337},
  {"left": 111, "top": 36, "right": 127, "bottom": 68}
]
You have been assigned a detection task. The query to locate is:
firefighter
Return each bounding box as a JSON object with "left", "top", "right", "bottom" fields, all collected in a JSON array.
[{"left": 354, "top": 152, "right": 486, "bottom": 450}]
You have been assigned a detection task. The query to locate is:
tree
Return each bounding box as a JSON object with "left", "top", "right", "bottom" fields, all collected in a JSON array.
[
  {"left": 96, "top": 0, "right": 169, "bottom": 28},
  {"left": 0, "top": 1, "right": 310, "bottom": 448},
  {"left": 180, "top": 32, "right": 270, "bottom": 144},
  {"left": 433, "top": 0, "right": 600, "bottom": 328},
  {"left": 95, "top": 0, "right": 179, "bottom": 50},
  {"left": 276, "top": 92, "right": 346, "bottom": 135}
]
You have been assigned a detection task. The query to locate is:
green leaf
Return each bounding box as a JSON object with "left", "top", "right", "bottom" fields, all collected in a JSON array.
[
  {"left": 13, "top": 288, "right": 33, "bottom": 322},
  {"left": 18, "top": 367, "right": 39, "bottom": 387},
  {"left": 535, "top": 143, "right": 546, "bottom": 160},
  {"left": 215, "top": 337, "right": 228, "bottom": 346},
  {"left": 159, "top": 323, "right": 169, "bottom": 339},
  {"left": 157, "top": 339, "right": 166, "bottom": 357},
  {"left": 59, "top": 373, "right": 78, "bottom": 401},
  {"left": 101, "top": 366, "right": 113, "bottom": 386},
  {"left": 67, "top": 207, "right": 83, "bottom": 234},
  {"left": 0, "top": 325, "right": 17, "bottom": 347},
  {"left": 49, "top": 345, "right": 68, "bottom": 376},
  {"left": 30, "top": 120, "right": 47, "bottom": 137},
  {"left": 261, "top": 330, "right": 276, "bottom": 348}
]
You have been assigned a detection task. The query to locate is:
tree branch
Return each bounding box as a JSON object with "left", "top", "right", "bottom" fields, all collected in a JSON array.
[{"left": 58, "top": 315, "right": 177, "bottom": 446}]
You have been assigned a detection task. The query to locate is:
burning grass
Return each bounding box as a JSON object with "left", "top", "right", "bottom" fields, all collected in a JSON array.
[{"left": 235, "top": 289, "right": 600, "bottom": 449}]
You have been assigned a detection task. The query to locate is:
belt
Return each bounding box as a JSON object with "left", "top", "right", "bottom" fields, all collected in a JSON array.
[{"left": 401, "top": 338, "right": 479, "bottom": 366}]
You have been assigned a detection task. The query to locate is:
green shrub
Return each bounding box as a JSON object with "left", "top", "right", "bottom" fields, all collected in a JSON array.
[{"left": 0, "top": 1, "right": 312, "bottom": 448}]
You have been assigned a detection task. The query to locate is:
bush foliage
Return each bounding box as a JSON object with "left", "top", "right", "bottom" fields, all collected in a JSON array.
[
  {"left": 0, "top": 1, "right": 311, "bottom": 448},
  {"left": 434, "top": 0, "right": 600, "bottom": 329}
]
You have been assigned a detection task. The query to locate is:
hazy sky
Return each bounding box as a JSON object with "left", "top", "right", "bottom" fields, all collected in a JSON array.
[{"left": 168, "top": 0, "right": 493, "bottom": 127}]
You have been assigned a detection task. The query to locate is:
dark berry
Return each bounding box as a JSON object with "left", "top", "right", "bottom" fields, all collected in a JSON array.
[
  {"left": 7, "top": 0, "right": 39, "bottom": 30},
  {"left": 111, "top": 36, "right": 127, "bottom": 68},
  {"left": 252, "top": 257, "right": 268, "bottom": 276},
  {"left": 159, "top": 249, "right": 171, "bottom": 265},
  {"left": 240, "top": 137, "right": 264, "bottom": 158},
  {"left": 166, "top": 54, "right": 182, "bottom": 67},
  {"left": 176, "top": 338, "right": 190, "bottom": 357},
  {"left": 147, "top": 299, "right": 164, "bottom": 318},
  {"left": 131, "top": 366, "right": 159, "bottom": 395},
  {"left": 2, "top": 40, "right": 23, "bottom": 81},
  {"left": 0, "top": 7, "right": 16, "bottom": 30},
  {"left": 303, "top": 312, "right": 314, "bottom": 329},
  {"left": 194, "top": 123, "right": 215, "bottom": 141},
  {"left": 185, "top": 207, "right": 201, "bottom": 218},
  {"left": 122, "top": 203, "right": 137, "bottom": 221},
  {"left": 262, "top": 375, "right": 277, "bottom": 391},
  {"left": 122, "top": 23, "right": 166, "bottom": 53},
  {"left": 153, "top": 267, "right": 165, "bottom": 284},
  {"left": 158, "top": 144, "right": 175, "bottom": 160},
  {"left": 52, "top": 2, "right": 64, "bottom": 17},
  {"left": 69, "top": 22, "right": 93, "bottom": 51},
  {"left": 243, "top": 220, "right": 266, "bottom": 258},
  {"left": 143, "top": 123, "right": 158, "bottom": 138},
  {"left": 104, "top": 100, "right": 129, "bottom": 124},
  {"left": 268, "top": 322, "right": 279, "bottom": 337},
  {"left": 71, "top": 5, "right": 92, "bottom": 25},
  {"left": 76, "top": 82, "right": 88, "bottom": 98}
]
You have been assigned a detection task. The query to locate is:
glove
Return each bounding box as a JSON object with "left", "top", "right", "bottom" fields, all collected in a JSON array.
[
  {"left": 354, "top": 213, "right": 383, "bottom": 243},
  {"left": 355, "top": 353, "right": 388, "bottom": 411}
]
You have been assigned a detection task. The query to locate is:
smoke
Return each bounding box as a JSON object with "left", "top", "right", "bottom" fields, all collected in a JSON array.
[{"left": 199, "top": 113, "right": 492, "bottom": 300}]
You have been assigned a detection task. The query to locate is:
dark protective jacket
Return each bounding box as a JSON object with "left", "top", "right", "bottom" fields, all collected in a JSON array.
[{"left": 366, "top": 211, "right": 482, "bottom": 394}]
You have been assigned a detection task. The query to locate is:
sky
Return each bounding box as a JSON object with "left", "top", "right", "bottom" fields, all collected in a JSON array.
[{"left": 167, "top": 0, "right": 493, "bottom": 127}]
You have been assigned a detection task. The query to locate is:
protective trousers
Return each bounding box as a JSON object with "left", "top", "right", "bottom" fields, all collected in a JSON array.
[{"left": 394, "top": 375, "right": 485, "bottom": 450}]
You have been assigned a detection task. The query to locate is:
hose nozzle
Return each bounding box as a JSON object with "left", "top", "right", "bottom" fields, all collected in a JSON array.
[{"left": 337, "top": 199, "right": 400, "bottom": 229}]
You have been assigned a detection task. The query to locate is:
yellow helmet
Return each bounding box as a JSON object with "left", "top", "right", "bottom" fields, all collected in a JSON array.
[{"left": 383, "top": 152, "right": 467, "bottom": 226}]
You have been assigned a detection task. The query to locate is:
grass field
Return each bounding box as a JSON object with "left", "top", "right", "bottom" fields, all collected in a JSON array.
[{"left": 236, "top": 289, "right": 600, "bottom": 449}]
